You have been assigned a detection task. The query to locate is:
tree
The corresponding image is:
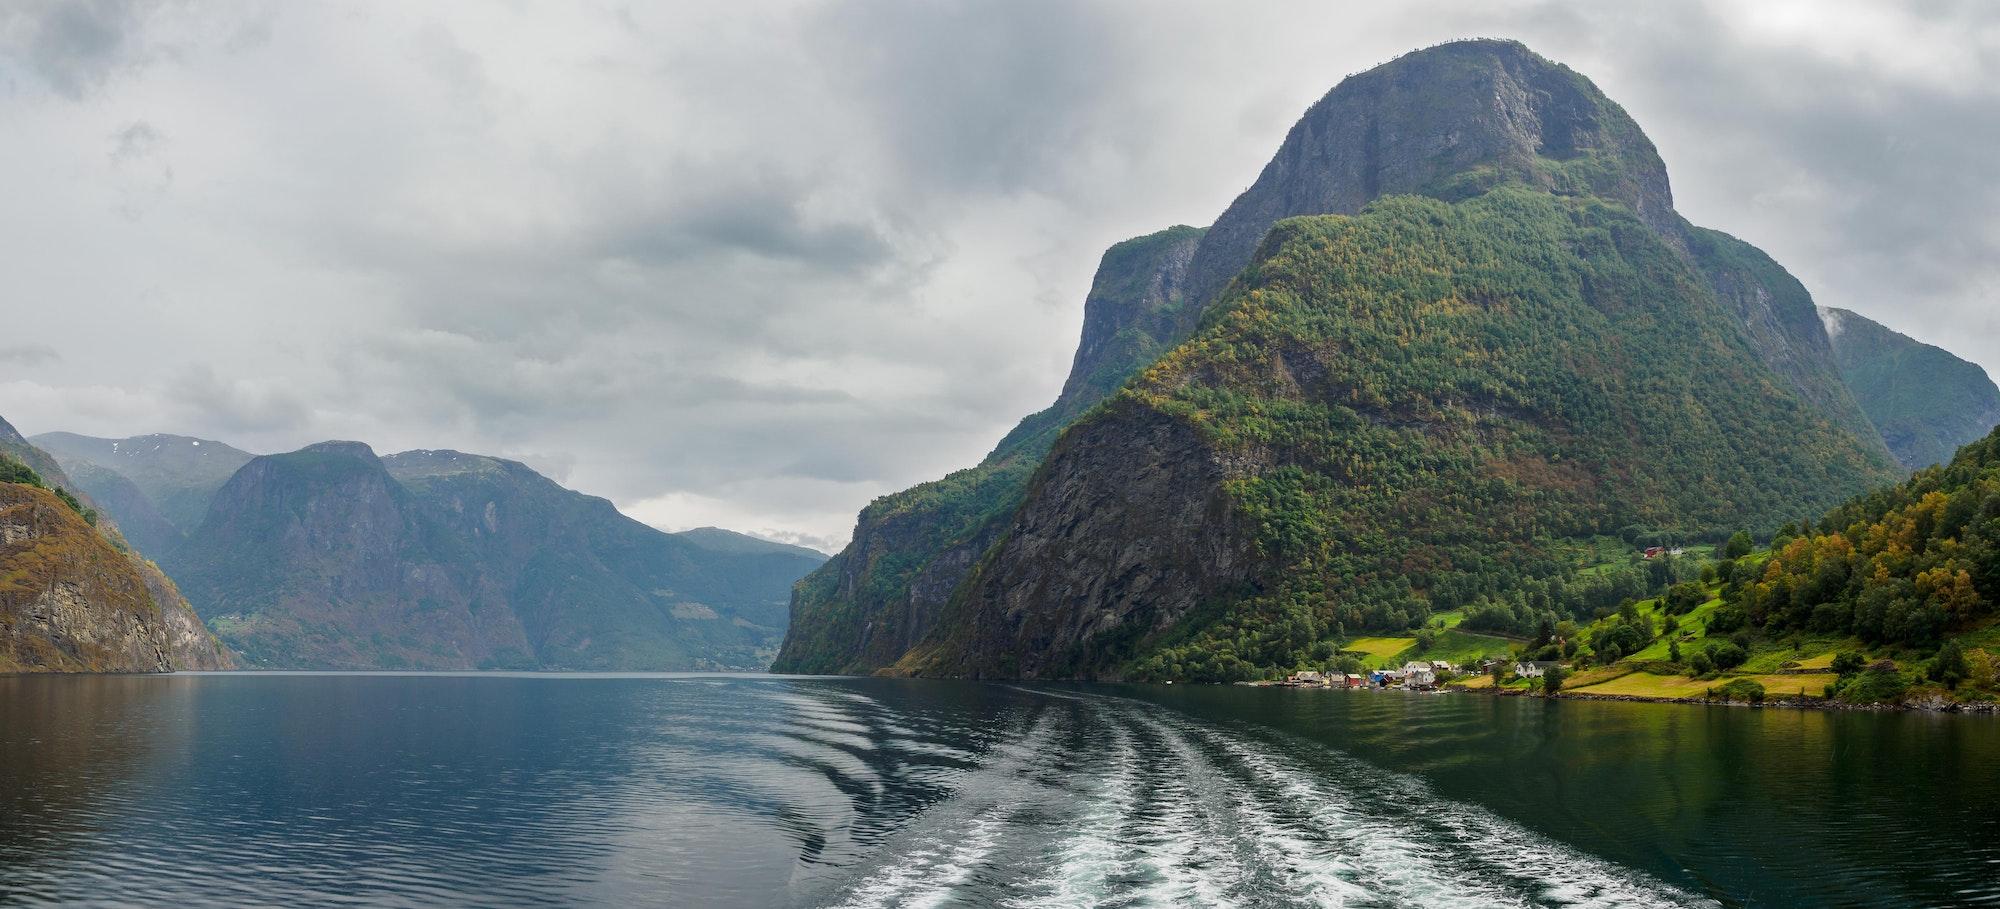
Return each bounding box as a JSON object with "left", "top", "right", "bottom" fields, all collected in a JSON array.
[
  {"left": 1664, "top": 582, "right": 1706, "bottom": 615},
  {"left": 1668, "top": 638, "right": 1681, "bottom": 663},
  {"left": 1688, "top": 651, "right": 1715, "bottom": 677},
  {"left": 1490, "top": 661, "right": 1507, "bottom": 686},
  {"left": 1706, "top": 642, "right": 1748, "bottom": 670},
  {"left": 1930, "top": 641, "right": 1970, "bottom": 690},
  {"left": 1414, "top": 628, "right": 1438, "bottom": 651},
  {"left": 1831, "top": 652, "right": 1866, "bottom": 677},
  {"left": 1722, "top": 530, "right": 1755, "bottom": 560},
  {"left": 1542, "top": 664, "right": 1566, "bottom": 695}
]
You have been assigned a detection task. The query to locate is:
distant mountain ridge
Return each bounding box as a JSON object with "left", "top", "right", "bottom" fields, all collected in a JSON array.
[
  {"left": 1819, "top": 307, "right": 2000, "bottom": 470},
  {"left": 32, "top": 432, "right": 253, "bottom": 533},
  {"left": 35, "top": 434, "right": 826, "bottom": 670}
]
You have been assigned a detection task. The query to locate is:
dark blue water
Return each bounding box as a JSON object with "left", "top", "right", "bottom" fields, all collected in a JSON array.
[{"left": 1, "top": 673, "right": 1994, "bottom": 907}]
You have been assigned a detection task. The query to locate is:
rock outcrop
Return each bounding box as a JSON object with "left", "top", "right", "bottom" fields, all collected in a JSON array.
[
  {"left": 0, "top": 478, "right": 230, "bottom": 671},
  {"left": 1, "top": 418, "right": 234, "bottom": 672}
]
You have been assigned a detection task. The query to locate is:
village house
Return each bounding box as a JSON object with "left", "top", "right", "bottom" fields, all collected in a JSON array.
[
  {"left": 1343, "top": 674, "right": 1366, "bottom": 689},
  {"left": 1514, "top": 661, "right": 1562, "bottom": 679},
  {"left": 1401, "top": 662, "right": 1438, "bottom": 689},
  {"left": 1287, "top": 670, "right": 1328, "bottom": 687}
]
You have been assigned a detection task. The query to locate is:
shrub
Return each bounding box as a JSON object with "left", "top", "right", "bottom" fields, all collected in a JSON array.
[
  {"left": 1839, "top": 668, "right": 1909, "bottom": 704},
  {"left": 1930, "top": 641, "right": 1970, "bottom": 690},
  {"left": 1706, "top": 642, "right": 1748, "bottom": 670},
  {"left": 1712, "top": 678, "right": 1766, "bottom": 703}
]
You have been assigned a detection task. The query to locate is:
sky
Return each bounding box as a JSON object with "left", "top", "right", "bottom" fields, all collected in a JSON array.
[{"left": 2, "top": 0, "right": 1997, "bottom": 553}]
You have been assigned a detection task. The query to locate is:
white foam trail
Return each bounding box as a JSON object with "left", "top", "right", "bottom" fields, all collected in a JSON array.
[
  {"left": 1151, "top": 710, "right": 1717, "bottom": 909},
  {"left": 1131, "top": 713, "right": 1379, "bottom": 908},
  {"left": 815, "top": 688, "right": 1716, "bottom": 909},
  {"left": 1006, "top": 717, "right": 1141, "bottom": 908},
  {"left": 823, "top": 710, "right": 1061, "bottom": 908},
  {"left": 828, "top": 815, "right": 1003, "bottom": 909}
]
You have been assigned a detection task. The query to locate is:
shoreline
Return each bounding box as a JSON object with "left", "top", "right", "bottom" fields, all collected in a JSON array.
[{"left": 1455, "top": 681, "right": 2000, "bottom": 714}]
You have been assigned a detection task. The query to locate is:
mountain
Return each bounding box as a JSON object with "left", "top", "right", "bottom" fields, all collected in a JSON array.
[
  {"left": 1820, "top": 307, "right": 2000, "bottom": 470},
  {"left": 167, "top": 443, "right": 825, "bottom": 669},
  {"left": 31, "top": 432, "right": 254, "bottom": 534},
  {"left": 777, "top": 39, "right": 1904, "bottom": 679},
  {"left": 773, "top": 225, "right": 1205, "bottom": 673},
  {"left": 0, "top": 418, "right": 233, "bottom": 672}
]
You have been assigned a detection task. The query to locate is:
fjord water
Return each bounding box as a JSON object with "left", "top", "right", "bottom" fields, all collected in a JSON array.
[{"left": 1, "top": 675, "right": 1994, "bottom": 908}]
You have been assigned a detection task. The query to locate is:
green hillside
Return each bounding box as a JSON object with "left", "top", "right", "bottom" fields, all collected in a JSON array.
[
  {"left": 910, "top": 189, "right": 1899, "bottom": 682},
  {"left": 1522, "top": 426, "right": 2000, "bottom": 707}
]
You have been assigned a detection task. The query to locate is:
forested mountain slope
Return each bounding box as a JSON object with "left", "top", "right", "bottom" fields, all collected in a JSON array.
[
  {"left": 776, "top": 38, "right": 1901, "bottom": 678},
  {"left": 904, "top": 191, "right": 1897, "bottom": 680},
  {"left": 1819, "top": 307, "right": 2000, "bottom": 470}
]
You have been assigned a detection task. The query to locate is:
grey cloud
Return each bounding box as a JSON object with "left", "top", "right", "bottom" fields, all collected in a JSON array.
[
  {"left": 3, "top": 0, "right": 151, "bottom": 98},
  {"left": 164, "top": 365, "right": 310, "bottom": 438},
  {"left": 0, "top": 344, "right": 60, "bottom": 367},
  {"left": 108, "top": 120, "right": 162, "bottom": 163}
]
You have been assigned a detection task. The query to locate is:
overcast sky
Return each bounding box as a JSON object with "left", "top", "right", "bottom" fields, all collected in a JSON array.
[{"left": 3, "top": 0, "right": 1997, "bottom": 552}]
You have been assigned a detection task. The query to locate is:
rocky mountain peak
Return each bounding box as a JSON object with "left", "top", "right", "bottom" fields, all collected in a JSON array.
[{"left": 1182, "top": 38, "right": 1673, "bottom": 312}]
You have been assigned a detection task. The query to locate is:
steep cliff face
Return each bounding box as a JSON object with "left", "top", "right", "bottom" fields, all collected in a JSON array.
[
  {"left": 777, "top": 38, "right": 1897, "bottom": 677},
  {"left": 0, "top": 478, "right": 236, "bottom": 671},
  {"left": 899, "top": 403, "right": 1254, "bottom": 679},
  {"left": 772, "top": 225, "right": 1203, "bottom": 674},
  {"left": 926, "top": 193, "right": 1897, "bottom": 681},
  {"left": 1180, "top": 39, "right": 1676, "bottom": 313},
  {"left": 1821, "top": 307, "right": 2000, "bottom": 469},
  {"left": 168, "top": 441, "right": 527, "bottom": 669},
  {"left": 1, "top": 482, "right": 171, "bottom": 672}
]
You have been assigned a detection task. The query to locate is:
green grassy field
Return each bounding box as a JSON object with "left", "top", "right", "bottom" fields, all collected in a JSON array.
[
  {"left": 1344, "top": 628, "right": 1514, "bottom": 669},
  {"left": 1569, "top": 671, "right": 1838, "bottom": 700},
  {"left": 1343, "top": 637, "right": 1415, "bottom": 668}
]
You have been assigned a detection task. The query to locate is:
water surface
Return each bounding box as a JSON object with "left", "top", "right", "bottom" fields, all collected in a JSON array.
[{"left": 1, "top": 673, "right": 1993, "bottom": 907}]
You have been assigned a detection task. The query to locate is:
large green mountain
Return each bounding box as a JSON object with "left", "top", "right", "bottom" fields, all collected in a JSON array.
[
  {"left": 0, "top": 417, "right": 233, "bottom": 672},
  {"left": 776, "top": 39, "right": 1906, "bottom": 679},
  {"left": 163, "top": 442, "right": 823, "bottom": 669},
  {"left": 1819, "top": 307, "right": 2000, "bottom": 470}
]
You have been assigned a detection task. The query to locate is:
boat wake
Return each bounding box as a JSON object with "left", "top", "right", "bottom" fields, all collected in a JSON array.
[{"left": 808, "top": 688, "right": 1716, "bottom": 909}]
